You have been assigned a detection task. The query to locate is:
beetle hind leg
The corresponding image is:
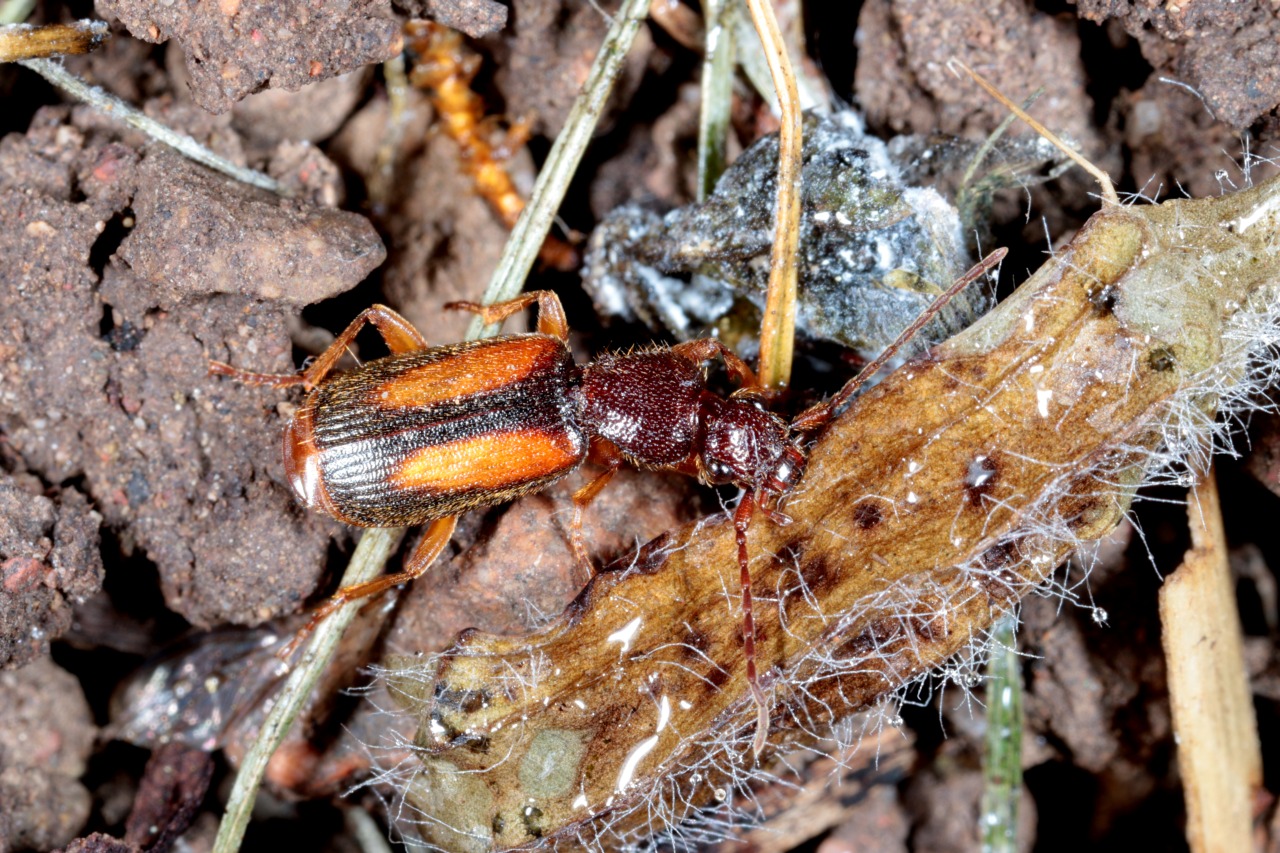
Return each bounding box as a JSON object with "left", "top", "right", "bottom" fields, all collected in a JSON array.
[
  {"left": 279, "top": 515, "right": 458, "bottom": 659},
  {"left": 210, "top": 304, "right": 429, "bottom": 391}
]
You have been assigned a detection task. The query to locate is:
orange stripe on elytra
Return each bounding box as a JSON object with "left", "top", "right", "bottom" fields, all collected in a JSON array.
[
  {"left": 390, "top": 429, "right": 580, "bottom": 492},
  {"left": 375, "top": 338, "right": 556, "bottom": 408}
]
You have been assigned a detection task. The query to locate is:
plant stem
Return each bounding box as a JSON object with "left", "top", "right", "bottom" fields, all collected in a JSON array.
[
  {"left": 17, "top": 56, "right": 282, "bottom": 195},
  {"left": 980, "top": 614, "right": 1023, "bottom": 853},
  {"left": 467, "top": 0, "right": 650, "bottom": 335},
  {"left": 743, "top": 0, "right": 801, "bottom": 390},
  {"left": 696, "top": 0, "right": 735, "bottom": 202},
  {"left": 212, "top": 527, "right": 401, "bottom": 853}
]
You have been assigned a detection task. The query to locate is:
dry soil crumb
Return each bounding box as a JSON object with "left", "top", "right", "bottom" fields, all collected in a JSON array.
[
  {"left": 0, "top": 104, "right": 380, "bottom": 627},
  {"left": 95, "top": 0, "right": 402, "bottom": 114},
  {"left": 0, "top": 657, "right": 96, "bottom": 851}
]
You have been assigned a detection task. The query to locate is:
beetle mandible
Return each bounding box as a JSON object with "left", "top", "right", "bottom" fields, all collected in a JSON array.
[{"left": 211, "top": 249, "right": 1003, "bottom": 755}]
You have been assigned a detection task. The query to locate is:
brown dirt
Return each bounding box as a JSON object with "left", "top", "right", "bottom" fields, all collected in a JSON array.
[
  {"left": 0, "top": 658, "right": 95, "bottom": 851},
  {"left": 94, "top": 0, "right": 403, "bottom": 114}
]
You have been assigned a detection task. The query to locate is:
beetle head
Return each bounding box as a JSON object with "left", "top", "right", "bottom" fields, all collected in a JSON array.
[{"left": 698, "top": 391, "right": 806, "bottom": 496}]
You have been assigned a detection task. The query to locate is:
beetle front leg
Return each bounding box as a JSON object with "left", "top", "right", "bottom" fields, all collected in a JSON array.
[
  {"left": 210, "top": 305, "right": 430, "bottom": 389},
  {"left": 445, "top": 290, "right": 570, "bottom": 342},
  {"left": 670, "top": 339, "right": 760, "bottom": 390}
]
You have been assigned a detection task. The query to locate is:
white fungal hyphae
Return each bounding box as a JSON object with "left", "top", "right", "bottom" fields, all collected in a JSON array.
[
  {"left": 371, "top": 174, "right": 1280, "bottom": 853},
  {"left": 580, "top": 112, "right": 1066, "bottom": 359}
]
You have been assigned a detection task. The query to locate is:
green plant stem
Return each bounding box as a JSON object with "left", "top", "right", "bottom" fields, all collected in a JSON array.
[
  {"left": 696, "top": 0, "right": 736, "bottom": 202},
  {"left": 980, "top": 614, "right": 1023, "bottom": 853},
  {"left": 0, "top": 0, "right": 35, "bottom": 25},
  {"left": 466, "top": 0, "right": 650, "bottom": 336},
  {"left": 17, "top": 57, "right": 282, "bottom": 195},
  {"left": 212, "top": 527, "right": 401, "bottom": 853}
]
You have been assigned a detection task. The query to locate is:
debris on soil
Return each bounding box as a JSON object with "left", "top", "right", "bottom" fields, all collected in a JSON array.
[
  {"left": 582, "top": 112, "right": 982, "bottom": 356},
  {"left": 95, "top": 0, "right": 403, "bottom": 114},
  {"left": 329, "top": 87, "right": 515, "bottom": 343},
  {"left": 494, "top": 0, "right": 653, "bottom": 138},
  {"left": 395, "top": 0, "right": 508, "bottom": 38},
  {"left": 1077, "top": 0, "right": 1280, "bottom": 130},
  {"left": 121, "top": 744, "right": 213, "bottom": 853},
  {"left": 854, "top": 0, "right": 1101, "bottom": 150},
  {"left": 55, "top": 834, "right": 141, "bottom": 853},
  {"left": 904, "top": 763, "right": 1036, "bottom": 853},
  {"left": 853, "top": 0, "right": 1108, "bottom": 217},
  {"left": 121, "top": 149, "right": 380, "bottom": 306},
  {"left": 0, "top": 657, "right": 96, "bottom": 850},
  {"left": 1119, "top": 79, "right": 1280, "bottom": 201},
  {"left": 228, "top": 67, "right": 371, "bottom": 150},
  {"left": 1247, "top": 412, "right": 1280, "bottom": 500},
  {"left": 703, "top": 729, "right": 914, "bottom": 853},
  {"left": 0, "top": 470, "right": 102, "bottom": 669}
]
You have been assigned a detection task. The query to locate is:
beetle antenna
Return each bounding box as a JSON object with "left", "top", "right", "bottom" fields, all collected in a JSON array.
[
  {"left": 795, "top": 247, "right": 1007, "bottom": 432},
  {"left": 948, "top": 59, "right": 1119, "bottom": 206}
]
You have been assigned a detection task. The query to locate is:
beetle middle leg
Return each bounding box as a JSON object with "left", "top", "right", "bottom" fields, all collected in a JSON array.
[
  {"left": 209, "top": 304, "right": 429, "bottom": 389},
  {"left": 568, "top": 439, "right": 626, "bottom": 580},
  {"left": 281, "top": 515, "right": 459, "bottom": 658}
]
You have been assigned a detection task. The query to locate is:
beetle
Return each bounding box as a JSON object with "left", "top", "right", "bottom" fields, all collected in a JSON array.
[{"left": 210, "top": 248, "right": 1003, "bottom": 755}]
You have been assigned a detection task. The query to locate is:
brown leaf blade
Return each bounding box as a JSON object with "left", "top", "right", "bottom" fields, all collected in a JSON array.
[{"left": 380, "top": 177, "right": 1280, "bottom": 850}]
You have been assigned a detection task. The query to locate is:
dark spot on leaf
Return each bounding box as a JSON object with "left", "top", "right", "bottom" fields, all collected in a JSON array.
[
  {"left": 1066, "top": 497, "right": 1102, "bottom": 530},
  {"left": 974, "top": 541, "right": 1024, "bottom": 603},
  {"left": 705, "top": 663, "right": 731, "bottom": 689},
  {"left": 521, "top": 805, "right": 544, "bottom": 839},
  {"left": 802, "top": 553, "right": 839, "bottom": 599},
  {"left": 978, "top": 541, "right": 1018, "bottom": 573},
  {"left": 835, "top": 617, "right": 904, "bottom": 661},
  {"left": 433, "top": 683, "right": 490, "bottom": 716},
  {"left": 680, "top": 626, "right": 710, "bottom": 659},
  {"left": 1089, "top": 284, "right": 1118, "bottom": 314},
  {"left": 910, "top": 613, "right": 945, "bottom": 642},
  {"left": 853, "top": 500, "right": 883, "bottom": 529}
]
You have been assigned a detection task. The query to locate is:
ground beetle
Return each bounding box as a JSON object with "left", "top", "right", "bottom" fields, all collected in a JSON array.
[{"left": 211, "top": 249, "right": 1003, "bottom": 754}]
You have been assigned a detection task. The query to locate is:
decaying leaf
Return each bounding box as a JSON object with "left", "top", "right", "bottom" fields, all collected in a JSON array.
[{"left": 374, "top": 174, "right": 1280, "bottom": 849}]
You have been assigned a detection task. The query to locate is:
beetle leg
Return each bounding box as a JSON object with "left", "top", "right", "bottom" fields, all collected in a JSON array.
[
  {"left": 733, "top": 493, "right": 771, "bottom": 757},
  {"left": 279, "top": 515, "right": 458, "bottom": 659},
  {"left": 670, "top": 339, "right": 760, "bottom": 390},
  {"left": 297, "top": 305, "right": 429, "bottom": 387},
  {"left": 207, "top": 362, "right": 309, "bottom": 388},
  {"left": 209, "top": 304, "right": 429, "bottom": 390},
  {"left": 570, "top": 443, "right": 623, "bottom": 580},
  {"left": 756, "top": 489, "right": 793, "bottom": 526},
  {"left": 445, "top": 290, "right": 570, "bottom": 342}
]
